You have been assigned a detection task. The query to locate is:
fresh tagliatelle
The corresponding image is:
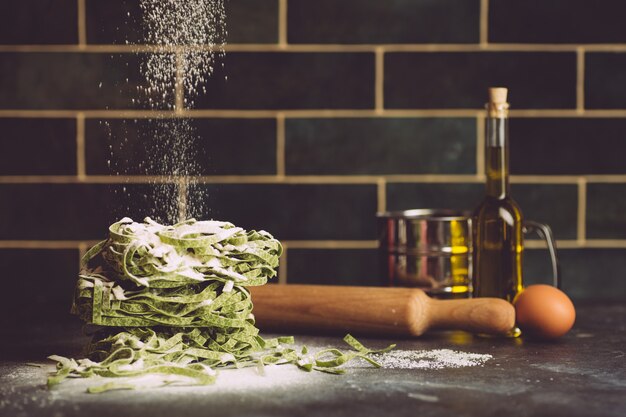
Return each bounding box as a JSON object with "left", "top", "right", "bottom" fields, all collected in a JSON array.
[{"left": 48, "top": 217, "right": 393, "bottom": 392}]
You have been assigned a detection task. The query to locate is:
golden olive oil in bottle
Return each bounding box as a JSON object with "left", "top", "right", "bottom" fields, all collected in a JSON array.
[{"left": 472, "top": 88, "right": 524, "bottom": 317}]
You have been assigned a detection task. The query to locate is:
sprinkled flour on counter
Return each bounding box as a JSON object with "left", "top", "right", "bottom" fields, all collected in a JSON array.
[{"left": 371, "top": 349, "right": 493, "bottom": 370}]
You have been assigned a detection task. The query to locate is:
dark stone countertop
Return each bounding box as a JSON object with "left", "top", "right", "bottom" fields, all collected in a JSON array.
[{"left": 1, "top": 303, "right": 625, "bottom": 417}]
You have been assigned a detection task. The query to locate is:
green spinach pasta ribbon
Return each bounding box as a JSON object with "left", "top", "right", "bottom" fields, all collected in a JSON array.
[{"left": 48, "top": 217, "right": 393, "bottom": 392}]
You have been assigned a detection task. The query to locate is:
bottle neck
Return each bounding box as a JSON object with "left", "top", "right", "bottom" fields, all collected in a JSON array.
[{"left": 485, "top": 116, "right": 510, "bottom": 199}]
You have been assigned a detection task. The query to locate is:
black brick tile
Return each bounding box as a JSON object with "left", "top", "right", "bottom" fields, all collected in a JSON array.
[
  {"left": 386, "top": 182, "right": 483, "bottom": 213},
  {"left": 525, "top": 249, "right": 626, "bottom": 301},
  {"left": 288, "top": 0, "right": 479, "bottom": 44},
  {"left": 85, "top": 118, "right": 276, "bottom": 175},
  {"left": 192, "top": 52, "right": 375, "bottom": 110},
  {"left": 587, "top": 184, "right": 626, "bottom": 239},
  {"left": 0, "top": 53, "right": 174, "bottom": 110},
  {"left": 0, "top": 250, "right": 79, "bottom": 328},
  {"left": 385, "top": 52, "right": 576, "bottom": 109},
  {"left": 188, "top": 184, "right": 378, "bottom": 240},
  {"left": 0, "top": 118, "right": 76, "bottom": 175},
  {"left": 0, "top": 183, "right": 179, "bottom": 240},
  {"left": 86, "top": 0, "right": 277, "bottom": 44},
  {"left": 490, "top": 0, "right": 626, "bottom": 44},
  {"left": 586, "top": 53, "right": 626, "bottom": 109},
  {"left": 0, "top": 0, "right": 78, "bottom": 44},
  {"left": 227, "top": 0, "right": 279, "bottom": 44},
  {"left": 85, "top": 0, "right": 142, "bottom": 44},
  {"left": 285, "top": 118, "right": 476, "bottom": 175},
  {"left": 510, "top": 118, "right": 626, "bottom": 175},
  {"left": 386, "top": 183, "right": 577, "bottom": 240},
  {"left": 287, "top": 249, "right": 383, "bottom": 286},
  {"left": 523, "top": 249, "right": 559, "bottom": 287},
  {"left": 512, "top": 184, "right": 578, "bottom": 240}
]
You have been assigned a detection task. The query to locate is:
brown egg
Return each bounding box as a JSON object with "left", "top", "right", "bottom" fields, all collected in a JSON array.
[{"left": 513, "top": 284, "right": 576, "bottom": 340}]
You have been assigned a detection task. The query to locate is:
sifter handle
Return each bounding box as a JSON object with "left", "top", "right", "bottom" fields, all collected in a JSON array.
[{"left": 523, "top": 220, "right": 561, "bottom": 289}]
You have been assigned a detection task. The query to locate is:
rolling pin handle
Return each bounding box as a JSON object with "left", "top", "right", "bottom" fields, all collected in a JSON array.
[{"left": 426, "top": 297, "right": 516, "bottom": 336}]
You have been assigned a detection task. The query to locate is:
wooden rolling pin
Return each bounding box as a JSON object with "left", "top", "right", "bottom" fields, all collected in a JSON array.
[{"left": 249, "top": 284, "right": 515, "bottom": 337}]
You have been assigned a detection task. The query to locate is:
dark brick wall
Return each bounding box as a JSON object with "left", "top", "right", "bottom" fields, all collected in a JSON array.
[{"left": 1, "top": 0, "right": 625, "bottom": 331}]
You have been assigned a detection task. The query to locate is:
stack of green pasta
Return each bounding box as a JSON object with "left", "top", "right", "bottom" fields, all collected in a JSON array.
[{"left": 48, "top": 217, "right": 391, "bottom": 392}]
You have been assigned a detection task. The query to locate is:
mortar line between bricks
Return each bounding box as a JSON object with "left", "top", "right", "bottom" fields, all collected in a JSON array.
[
  {"left": 0, "top": 175, "right": 469, "bottom": 184},
  {"left": 375, "top": 47, "right": 384, "bottom": 113},
  {"left": 276, "top": 112, "right": 286, "bottom": 177},
  {"left": 509, "top": 176, "right": 577, "bottom": 184},
  {"left": 528, "top": 240, "right": 626, "bottom": 249},
  {"left": 524, "top": 240, "right": 580, "bottom": 249},
  {"left": 0, "top": 109, "right": 484, "bottom": 118},
  {"left": 578, "top": 177, "right": 587, "bottom": 243},
  {"left": 9, "top": 109, "right": 626, "bottom": 118},
  {"left": 3, "top": 174, "right": 626, "bottom": 184},
  {"left": 177, "top": 178, "right": 188, "bottom": 222},
  {"left": 577, "top": 47, "right": 585, "bottom": 113},
  {"left": 476, "top": 114, "right": 485, "bottom": 176},
  {"left": 77, "top": 0, "right": 87, "bottom": 48},
  {"left": 480, "top": 0, "right": 489, "bottom": 46},
  {"left": 377, "top": 178, "right": 387, "bottom": 213},
  {"left": 278, "top": 0, "right": 288, "bottom": 48},
  {"left": 278, "top": 242, "right": 288, "bottom": 284},
  {"left": 8, "top": 43, "right": 626, "bottom": 52},
  {"left": 76, "top": 112, "right": 86, "bottom": 179},
  {"left": 175, "top": 53, "right": 185, "bottom": 113},
  {"left": 583, "top": 240, "right": 626, "bottom": 248},
  {"left": 78, "top": 242, "right": 89, "bottom": 259}
]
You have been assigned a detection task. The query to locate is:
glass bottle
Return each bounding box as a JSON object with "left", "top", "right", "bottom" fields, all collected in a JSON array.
[{"left": 472, "top": 88, "right": 524, "bottom": 306}]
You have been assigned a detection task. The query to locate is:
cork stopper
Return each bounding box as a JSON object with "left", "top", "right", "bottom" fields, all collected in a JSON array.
[
  {"left": 487, "top": 87, "right": 509, "bottom": 117},
  {"left": 489, "top": 87, "right": 508, "bottom": 105}
]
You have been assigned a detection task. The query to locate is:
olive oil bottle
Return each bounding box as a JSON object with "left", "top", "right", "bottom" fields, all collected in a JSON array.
[{"left": 472, "top": 88, "right": 524, "bottom": 306}]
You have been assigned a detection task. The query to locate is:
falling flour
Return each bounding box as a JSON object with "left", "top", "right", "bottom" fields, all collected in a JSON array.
[
  {"left": 371, "top": 349, "right": 493, "bottom": 370},
  {"left": 139, "top": 0, "right": 226, "bottom": 107},
  {"left": 107, "top": 0, "right": 226, "bottom": 222}
]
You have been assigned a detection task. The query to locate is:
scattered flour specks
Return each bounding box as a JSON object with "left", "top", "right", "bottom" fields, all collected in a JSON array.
[
  {"left": 108, "top": 0, "right": 226, "bottom": 221},
  {"left": 138, "top": 0, "right": 226, "bottom": 108},
  {"left": 371, "top": 349, "right": 493, "bottom": 370}
]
